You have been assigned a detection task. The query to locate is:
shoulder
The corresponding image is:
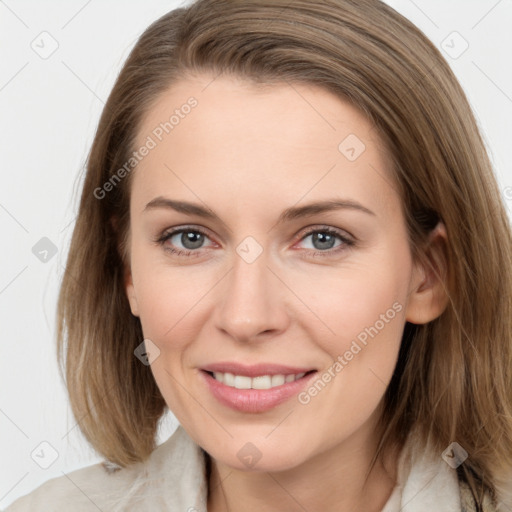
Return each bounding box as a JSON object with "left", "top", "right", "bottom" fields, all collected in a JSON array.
[
  {"left": 4, "top": 453, "right": 150, "bottom": 512},
  {"left": 4, "top": 460, "right": 129, "bottom": 512},
  {"left": 4, "top": 425, "right": 208, "bottom": 512}
]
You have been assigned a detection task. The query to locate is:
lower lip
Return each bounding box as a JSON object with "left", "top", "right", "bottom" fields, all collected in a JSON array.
[{"left": 200, "top": 370, "right": 317, "bottom": 413}]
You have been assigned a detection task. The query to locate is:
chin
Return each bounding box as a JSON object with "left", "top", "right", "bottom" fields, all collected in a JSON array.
[{"left": 206, "top": 436, "right": 313, "bottom": 474}]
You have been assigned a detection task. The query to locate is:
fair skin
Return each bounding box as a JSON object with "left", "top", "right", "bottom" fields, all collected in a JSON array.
[{"left": 124, "top": 73, "right": 448, "bottom": 512}]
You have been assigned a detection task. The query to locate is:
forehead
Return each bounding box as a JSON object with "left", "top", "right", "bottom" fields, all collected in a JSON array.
[{"left": 131, "top": 74, "right": 400, "bottom": 220}]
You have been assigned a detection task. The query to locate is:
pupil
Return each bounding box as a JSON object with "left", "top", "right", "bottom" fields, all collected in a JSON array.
[
  {"left": 182, "top": 231, "right": 204, "bottom": 249},
  {"left": 313, "top": 232, "right": 335, "bottom": 250}
]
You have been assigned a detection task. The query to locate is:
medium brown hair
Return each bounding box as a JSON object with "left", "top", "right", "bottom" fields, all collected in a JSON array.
[{"left": 57, "top": 0, "right": 512, "bottom": 507}]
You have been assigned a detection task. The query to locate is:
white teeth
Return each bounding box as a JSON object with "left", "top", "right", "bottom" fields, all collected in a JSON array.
[
  {"left": 223, "top": 372, "right": 235, "bottom": 386},
  {"left": 234, "top": 375, "right": 252, "bottom": 389},
  {"left": 271, "top": 375, "right": 285, "bottom": 387},
  {"left": 252, "top": 375, "right": 272, "bottom": 389},
  {"left": 211, "top": 371, "right": 309, "bottom": 390}
]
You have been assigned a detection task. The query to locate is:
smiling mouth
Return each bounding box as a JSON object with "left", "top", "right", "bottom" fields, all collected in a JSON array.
[{"left": 203, "top": 370, "right": 317, "bottom": 390}]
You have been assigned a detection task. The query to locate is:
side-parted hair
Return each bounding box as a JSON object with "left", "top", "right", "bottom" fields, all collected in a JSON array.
[{"left": 57, "top": 0, "right": 512, "bottom": 507}]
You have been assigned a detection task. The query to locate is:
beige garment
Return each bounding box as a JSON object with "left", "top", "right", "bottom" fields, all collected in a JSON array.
[{"left": 4, "top": 424, "right": 467, "bottom": 512}]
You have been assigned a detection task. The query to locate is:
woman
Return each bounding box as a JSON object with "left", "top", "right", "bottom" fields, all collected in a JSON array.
[{"left": 6, "top": 0, "right": 512, "bottom": 510}]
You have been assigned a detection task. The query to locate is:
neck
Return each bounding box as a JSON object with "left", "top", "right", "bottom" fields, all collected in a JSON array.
[{"left": 206, "top": 421, "right": 399, "bottom": 512}]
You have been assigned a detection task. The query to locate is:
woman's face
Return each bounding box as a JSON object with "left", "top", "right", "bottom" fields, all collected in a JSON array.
[{"left": 125, "top": 73, "right": 423, "bottom": 471}]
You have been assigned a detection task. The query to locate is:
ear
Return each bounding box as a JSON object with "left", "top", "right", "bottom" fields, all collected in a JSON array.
[
  {"left": 405, "top": 222, "right": 449, "bottom": 325},
  {"left": 110, "top": 215, "right": 140, "bottom": 318},
  {"left": 124, "top": 265, "right": 140, "bottom": 317}
]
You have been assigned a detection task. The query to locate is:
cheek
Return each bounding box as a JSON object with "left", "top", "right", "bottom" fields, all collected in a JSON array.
[
  {"left": 300, "top": 242, "right": 412, "bottom": 383},
  {"left": 309, "top": 268, "right": 408, "bottom": 347},
  {"left": 295, "top": 257, "right": 409, "bottom": 431},
  {"left": 130, "top": 245, "right": 215, "bottom": 354},
  {"left": 135, "top": 274, "right": 198, "bottom": 346}
]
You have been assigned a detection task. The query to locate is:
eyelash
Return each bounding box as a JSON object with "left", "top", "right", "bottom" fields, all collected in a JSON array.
[{"left": 155, "top": 225, "right": 355, "bottom": 258}]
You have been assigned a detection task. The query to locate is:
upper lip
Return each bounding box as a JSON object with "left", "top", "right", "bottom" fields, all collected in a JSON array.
[{"left": 201, "top": 362, "right": 316, "bottom": 377}]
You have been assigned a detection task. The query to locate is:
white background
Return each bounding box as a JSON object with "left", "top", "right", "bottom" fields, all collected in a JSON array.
[{"left": 1, "top": 0, "right": 511, "bottom": 507}]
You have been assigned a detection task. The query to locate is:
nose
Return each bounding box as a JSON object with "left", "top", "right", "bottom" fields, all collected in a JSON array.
[{"left": 213, "top": 244, "right": 290, "bottom": 343}]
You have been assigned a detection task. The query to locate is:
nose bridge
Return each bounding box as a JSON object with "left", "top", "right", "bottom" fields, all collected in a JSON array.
[{"left": 214, "top": 239, "right": 288, "bottom": 341}]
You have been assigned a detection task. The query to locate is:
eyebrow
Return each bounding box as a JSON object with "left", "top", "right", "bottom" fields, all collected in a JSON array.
[{"left": 143, "top": 196, "right": 375, "bottom": 224}]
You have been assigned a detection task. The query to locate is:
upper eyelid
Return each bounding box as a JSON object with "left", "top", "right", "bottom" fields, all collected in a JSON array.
[{"left": 300, "top": 225, "right": 353, "bottom": 239}]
